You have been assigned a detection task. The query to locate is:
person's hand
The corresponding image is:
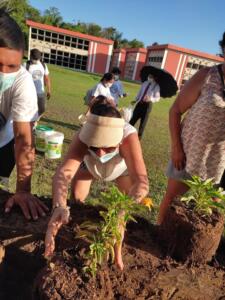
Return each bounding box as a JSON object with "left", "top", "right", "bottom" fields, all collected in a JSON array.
[
  {"left": 143, "top": 95, "right": 150, "bottom": 102},
  {"left": 5, "top": 192, "right": 49, "bottom": 220},
  {"left": 47, "top": 92, "right": 51, "bottom": 99},
  {"left": 44, "top": 206, "right": 70, "bottom": 258},
  {"left": 171, "top": 146, "right": 186, "bottom": 171},
  {"left": 114, "top": 210, "right": 125, "bottom": 271}
]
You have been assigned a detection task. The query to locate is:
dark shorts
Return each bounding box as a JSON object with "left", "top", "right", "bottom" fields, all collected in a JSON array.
[
  {"left": 0, "top": 139, "right": 15, "bottom": 177},
  {"left": 38, "top": 94, "right": 46, "bottom": 116}
]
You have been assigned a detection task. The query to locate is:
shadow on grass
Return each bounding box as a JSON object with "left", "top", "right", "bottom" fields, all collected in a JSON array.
[{"left": 41, "top": 117, "right": 80, "bottom": 131}]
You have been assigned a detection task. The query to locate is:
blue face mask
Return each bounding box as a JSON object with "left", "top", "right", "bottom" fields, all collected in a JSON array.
[
  {"left": 0, "top": 70, "right": 19, "bottom": 95},
  {"left": 88, "top": 148, "right": 119, "bottom": 164}
]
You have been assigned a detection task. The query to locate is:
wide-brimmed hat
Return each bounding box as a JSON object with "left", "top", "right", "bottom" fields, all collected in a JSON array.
[{"left": 79, "top": 113, "right": 125, "bottom": 147}]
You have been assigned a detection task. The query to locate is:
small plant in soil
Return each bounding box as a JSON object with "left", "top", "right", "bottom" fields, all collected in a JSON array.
[
  {"left": 76, "top": 186, "right": 151, "bottom": 276},
  {"left": 181, "top": 176, "right": 225, "bottom": 216}
]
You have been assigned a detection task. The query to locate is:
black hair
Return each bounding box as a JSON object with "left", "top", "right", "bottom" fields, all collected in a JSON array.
[
  {"left": 0, "top": 9, "right": 24, "bottom": 51},
  {"left": 111, "top": 67, "right": 121, "bottom": 75},
  {"left": 30, "top": 48, "right": 42, "bottom": 60},
  {"left": 90, "top": 97, "right": 121, "bottom": 118},
  {"left": 100, "top": 72, "right": 114, "bottom": 82},
  {"left": 219, "top": 32, "right": 225, "bottom": 53}
]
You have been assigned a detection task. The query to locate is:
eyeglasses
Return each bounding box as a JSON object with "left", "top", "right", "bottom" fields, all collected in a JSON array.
[{"left": 89, "top": 146, "right": 118, "bottom": 153}]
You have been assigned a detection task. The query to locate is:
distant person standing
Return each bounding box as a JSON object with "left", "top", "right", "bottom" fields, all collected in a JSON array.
[
  {"left": 130, "top": 74, "right": 160, "bottom": 139},
  {"left": 25, "top": 49, "right": 51, "bottom": 117},
  {"left": 110, "top": 67, "right": 127, "bottom": 106}
]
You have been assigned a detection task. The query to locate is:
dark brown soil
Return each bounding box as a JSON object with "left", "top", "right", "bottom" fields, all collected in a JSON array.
[
  {"left": 1, "top": 191, "right": 225, "bottom": 300},
  {"left": 160, "top": 198, "right": 225, "bottom": 263}
]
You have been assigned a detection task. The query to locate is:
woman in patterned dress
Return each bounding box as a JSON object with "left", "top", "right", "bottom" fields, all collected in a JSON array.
[{"left": 157, "top": 32, "right": 225, "bottom": 224}]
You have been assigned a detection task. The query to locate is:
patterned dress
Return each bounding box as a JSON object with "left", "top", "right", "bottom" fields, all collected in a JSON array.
[{"left": 181, "top": 65, "right": 225, "bottom": 184}]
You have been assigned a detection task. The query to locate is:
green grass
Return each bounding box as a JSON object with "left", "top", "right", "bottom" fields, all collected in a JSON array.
[{"left": 9, "top": 64, "right": 174, "bottom": 222}]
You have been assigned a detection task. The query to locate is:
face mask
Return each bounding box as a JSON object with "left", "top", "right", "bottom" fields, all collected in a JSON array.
[
  {"left": 31, "top": 59, "right": 39, "bottom": 64},
  {"left": 114, "top": 75, "right": 119, "bottom": 80},
  {"left": 106, "top": 82, "right": 113, "bottom": 88},
  {"left": 0, "top": 70, "right": 19, "bottom": 95},
  {"left": 147, "top": 77, "right": 154, "bottom": 83},
  {"left": 88, "top": 148, "right": 119, "bottom": 164}
]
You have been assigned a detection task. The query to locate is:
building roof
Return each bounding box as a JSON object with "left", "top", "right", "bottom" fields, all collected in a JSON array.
[
  {"left": 147, "top": 43, "right": 223, "bottom": 62},
  {"left": 113, "top": 47, "right": 147, "bottom": 54},
  {"left": 125, "top": 47, "right": 147, "bottom": 53},
  {"left": 26, "top": 20, "right": 114, "bottom": 45}
]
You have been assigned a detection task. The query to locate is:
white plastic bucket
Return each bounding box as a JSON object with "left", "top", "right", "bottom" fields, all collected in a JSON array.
[
  {"left": 45, "top": 132, "right": 64, "bottom": 159},
  {"left": 35, "top": 125, "right": 54, "bottom": 152}
]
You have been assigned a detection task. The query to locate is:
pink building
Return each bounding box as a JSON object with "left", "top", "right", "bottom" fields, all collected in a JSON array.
[
  {"left": 26, "top": 20, "right": 114, "bottom": 74},
  {"left": 146, "top": 44, "right": 223, "bottom": 88},
  {"left": 111, "top": 48, "right": 147, "bottom": 81}
]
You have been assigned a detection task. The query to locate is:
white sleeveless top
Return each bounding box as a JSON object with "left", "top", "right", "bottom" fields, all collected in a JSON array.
[{"left": 84, "top": 123, "right": 136, "bottom": 181}]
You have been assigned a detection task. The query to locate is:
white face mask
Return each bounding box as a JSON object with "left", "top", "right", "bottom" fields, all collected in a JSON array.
[
  {"left": 147, "top": 76, "right": 154, "bottom": 83},
  {"left": 114, "top": 75, "right": 119, "bottom": 81},
  {"left": 31, "top": 59, "right": 39, "bottom": 64},
  {"left": 106, "top": 82, "right": 113, "bottom": 88},
  {"left": 0, "top": 70, "right": 19, "bottom": 95},
  {"left": 88, "top": 148, "right": 119, "bottom": 163}
]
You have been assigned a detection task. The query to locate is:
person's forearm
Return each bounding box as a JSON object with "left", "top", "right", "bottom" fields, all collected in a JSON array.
[
  {"left": 169, "top": 107, "right": 183, "bottom": 151},
  {"left": 128, "top": 175, "right": 149, "bottom": 203},
  {"left": 52, "top": 167, "right": 74, "bottom": 208},
  {"left": 15, "top": 137, "right": 35, "bottom": 192},
  {"left": 45, "top": 77, "right": 51, "bottom": 94}
]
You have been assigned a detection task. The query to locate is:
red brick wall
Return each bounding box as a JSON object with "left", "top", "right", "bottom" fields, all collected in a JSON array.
[
  {"left": 93, "top": 43, "right": 110, "bottom": 74},
  {"left": 135, "top": 52, "right": 147, "bottom": 81},
  {"left": 164, "top": 50, "right": 181, "bottom": 78}
]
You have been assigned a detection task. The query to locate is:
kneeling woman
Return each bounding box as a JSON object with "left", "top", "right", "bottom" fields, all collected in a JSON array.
[{"left": 44, "top": 98, "right": 149, "bottom": 270}]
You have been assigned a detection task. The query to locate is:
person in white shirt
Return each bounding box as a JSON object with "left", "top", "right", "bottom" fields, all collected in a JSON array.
[
  {"left": 89, "top": 72, "right": 115, "bottom": 106},
  {"left": 130, "top": 74, "right": 160, "bottom": 138},
  {"left": 110, "top": 67, "right": 127, "bottom": 106},
  {"left": 25, "top": 48, "right": 51, "bottom": 117},
  {"left": 0, "top": 9, "right": 48, "bottom": 219}
]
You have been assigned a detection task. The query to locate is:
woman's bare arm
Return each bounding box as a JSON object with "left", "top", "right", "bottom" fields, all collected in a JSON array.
[{"left": 120, "top": 132, "right": 149, "bottom": 202}]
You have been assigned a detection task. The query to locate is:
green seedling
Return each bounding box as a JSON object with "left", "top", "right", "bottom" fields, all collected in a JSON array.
[
  {"left": 181, "top": 176, "right": 225, "bottom": 216},
  {"left": 76, "top": 186, "right": 138, "bottom": 276}
]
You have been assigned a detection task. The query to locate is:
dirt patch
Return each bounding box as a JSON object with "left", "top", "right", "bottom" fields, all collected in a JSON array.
[
  {"left": 1, "top": 191, "right": 225, "bottom": 300},
  {"left": 159, "top": 199, "right": 224, "bottom": 263}
]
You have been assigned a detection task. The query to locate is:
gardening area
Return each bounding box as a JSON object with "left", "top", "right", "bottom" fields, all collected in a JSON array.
[{"left": 1, "top": 65, "right": 225, "bottom": 300}]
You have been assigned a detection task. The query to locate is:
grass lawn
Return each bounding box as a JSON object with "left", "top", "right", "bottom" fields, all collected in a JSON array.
[{"left": 10, "top": 64, "right": 174, "bottom": 221}]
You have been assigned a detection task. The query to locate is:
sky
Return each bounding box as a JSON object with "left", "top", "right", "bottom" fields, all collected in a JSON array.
[{"left": 29, "top": 0, "right": 225, "bottom": 56}]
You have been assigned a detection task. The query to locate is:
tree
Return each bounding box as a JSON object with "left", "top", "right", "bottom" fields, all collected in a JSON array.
[
  {"left": 86, "top": 23, "right": 102, "bottom": 37},
  {"left": 101, "top": 27, "right": 123, "bottom": 49},
  {"left": 127, "top": 39, "right": 144, "bottom": 48},
  {"left": 0, "top": 1, "right": 145, "bottom": 51},
  {"left": 0, "top": 0, "right": 41, "bottom": 49},
  {"left": 42, "top": 7, "right": 63, "bottom": 27},
  {"left": 26, "top": 6, "right": 42, "bottom": 22}
]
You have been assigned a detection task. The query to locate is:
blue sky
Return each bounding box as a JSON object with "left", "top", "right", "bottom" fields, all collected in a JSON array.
[{"left": 29, "top": 0, "right": 225, "bottom": 55}]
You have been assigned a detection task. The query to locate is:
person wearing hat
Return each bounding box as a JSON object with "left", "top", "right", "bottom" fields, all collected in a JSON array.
[
  {"left": 44, "top": 98, "right": 149, "bottom": 270},
  {"left": 25, "top": 48, "right": 51, "bottom": 117},
  {"left": 110, "top": 67, "right": 127, "bottom": 106},
  {"left": 0, "top": 10, "right": 48, "bottom": 219}
]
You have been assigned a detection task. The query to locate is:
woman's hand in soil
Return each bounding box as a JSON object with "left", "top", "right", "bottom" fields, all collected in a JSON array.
[
  {"left": 4, "top": 192, "right": 49, "bottom": 220},
  {"left": 44, "top": 206, "right": 70, "bottom": 258},
  {"left": 171, "top": 146, "right": 186, "bottom": 171},
  {"left": 114, "top": 211, "right": 125, "bottom": 271}
]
